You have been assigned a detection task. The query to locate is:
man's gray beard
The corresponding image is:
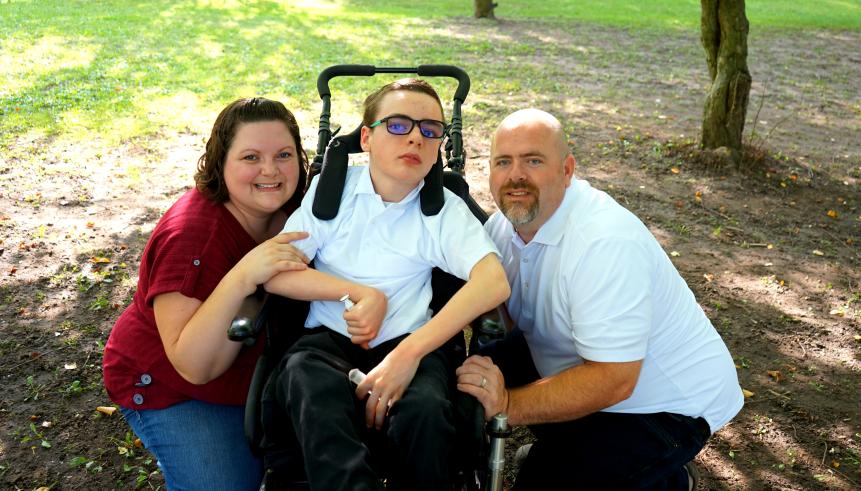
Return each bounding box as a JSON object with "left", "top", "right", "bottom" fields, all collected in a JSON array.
[{"left": 500, "top": 200, "right": 538, "bottom": 226}]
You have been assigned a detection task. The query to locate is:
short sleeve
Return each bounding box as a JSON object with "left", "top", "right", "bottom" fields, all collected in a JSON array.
[
  {"left": 144, "top": 226, "right": 208, "bottom": 305},
  {"left": 567, "top": 238, "right": 653, "bottom": 362},
  {"left": 434, "top": 196, "right": 500, "bottom": 281}
]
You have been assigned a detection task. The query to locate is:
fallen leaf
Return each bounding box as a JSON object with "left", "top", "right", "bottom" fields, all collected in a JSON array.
[
  {"left": 703, "top": 273, "right": 714, "bottom": 282},
  {"left": 41, "top": 421, "right": 52, "bottom": 428},
  {"left": 832, "top": 460, "right": 840, "bottom": 469},
  {"left": 767, "top": 370, "right": 783, "bottom": 382},
  {"left": 829, "top": 309, "right": 845, "bottom": 317},
  {"left": 694, "top": 191, "right": 703, "bottom": 203},
  {"left": 826, "top": 210, "right": 838, "bottom": 219},
  {"left": 670, "top": 251, "right": 680, "bottom": 257},
  {"left": 134, "top": 438, "right": 143, "bottom": 448},
  {"left": 670, "top": 167, "right": 680, "bottom": 174},
  {"left": 742, "top": 389, "right": 755, "bottom": 398},
  {"left": 96, "top": 406, "right": 117, "bottom": 416},
  {"left": 812, "top": 249, "right": 825, "bottom": 256},
  {"left": 86, "top": 221, "right": 95, "bottom": 228},
  {"left": 64, "top": 362, "right": 77, "bottom": 370},
  {"left": 117, "top": 446, "right": 129, "bottom": 456},
  {"left": 36, "top": 488, "right": 50, "bottom": 491},
  {"left": 854, "top": 335, "right": 861, "bottom": 342},
  {"left": 89, "top": 256, "right": 110, "bottom": 264}
]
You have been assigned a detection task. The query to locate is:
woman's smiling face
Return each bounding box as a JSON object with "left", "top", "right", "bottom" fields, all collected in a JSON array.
[{"left": 223, "top": 120, "right": 300, "bottom": 218}]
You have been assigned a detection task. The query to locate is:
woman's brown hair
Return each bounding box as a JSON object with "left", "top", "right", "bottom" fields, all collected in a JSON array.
[{"left": 194, "top": 97, "right": 308, "bottom": 211}]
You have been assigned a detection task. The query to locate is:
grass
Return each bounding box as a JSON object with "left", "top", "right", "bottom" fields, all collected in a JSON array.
[{"left": 1, "top": 0, "right": 858, "bottom": 158}]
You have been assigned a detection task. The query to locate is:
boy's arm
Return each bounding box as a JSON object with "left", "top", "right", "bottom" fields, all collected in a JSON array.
[
  {"left": 264, "top": 269, "right": 387, "bottom": 345},
  {"left": 356, "top": 253, "right": 510, "bottom": 429}
]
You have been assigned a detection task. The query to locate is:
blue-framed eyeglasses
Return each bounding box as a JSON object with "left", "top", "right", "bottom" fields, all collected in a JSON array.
[{"left": 369, "top": 115, "right": 447, "bottom": 139}]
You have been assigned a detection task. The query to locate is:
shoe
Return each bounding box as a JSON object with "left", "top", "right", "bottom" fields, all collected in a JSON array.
[
  {"left": 513, "top": 443, "right": 533, "bottom": 470},
  {"left": 684, "top": 461, "right": 700, "bottom": 491}
]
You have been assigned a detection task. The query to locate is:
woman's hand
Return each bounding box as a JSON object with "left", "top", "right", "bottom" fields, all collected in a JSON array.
[
  {"left": 355, "top": 347, "right": 420, "bottom": 429},
  {"left": 232, "top": 231, "right": 310, "bottom": 295},
  {"left": 456, "top": 355, "right": 508, "bottom": 421},
  {"left": 344, "top": 286, "right": 387, "bottom": 348}
]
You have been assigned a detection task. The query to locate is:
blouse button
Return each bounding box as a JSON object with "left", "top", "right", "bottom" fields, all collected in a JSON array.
[
  {"left": 193, "top": 259, "right": 201, "bottom": 266},
  {"left": 132, "top": 393, "right": 144, "bottom": 405},
  {"left": 135, "top": 373, "right": 152, "bottom": 387}
]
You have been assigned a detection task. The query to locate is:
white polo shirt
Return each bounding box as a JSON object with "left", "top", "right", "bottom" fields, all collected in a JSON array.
[
  {"left": 485, "top": 177, "right": 743, "bottom": 433},
  {"left": 283, "top": 165, "right": 499, "bottom": 348}
]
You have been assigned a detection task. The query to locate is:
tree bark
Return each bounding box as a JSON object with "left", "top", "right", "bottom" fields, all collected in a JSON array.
[
  {"left": 700, "top": 0, "right": 751, "bottom": 164},
  {"left": 474, "top": 0, "right": 496, "bottom": 19}
]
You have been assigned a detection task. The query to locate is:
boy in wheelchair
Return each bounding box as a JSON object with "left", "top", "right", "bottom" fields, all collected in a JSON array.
[{"left": 262, "top": 78, "right": 510, "bottom": 490}]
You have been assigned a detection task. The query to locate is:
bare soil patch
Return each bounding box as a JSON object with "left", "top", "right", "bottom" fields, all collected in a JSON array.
[{"left": 1, "top": 17, "right": 859, "bottom": 490}]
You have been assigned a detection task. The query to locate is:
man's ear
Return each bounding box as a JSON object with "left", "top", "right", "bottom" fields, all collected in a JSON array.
[
  {"left": 360, "top": 126, "right": 371, "bottom": 152},
  {"left": 563, "top": 154, "right": 576, "bottom": 185}
]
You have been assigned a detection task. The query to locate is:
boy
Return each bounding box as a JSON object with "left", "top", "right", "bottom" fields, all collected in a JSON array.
[{"left": 264, "top": 79, "right": 510, "bottom": 491}]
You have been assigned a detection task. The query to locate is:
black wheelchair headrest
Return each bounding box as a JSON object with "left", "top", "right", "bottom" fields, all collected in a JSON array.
[{"left": 311, "top": 125, "right": 445, "bottom": 220}]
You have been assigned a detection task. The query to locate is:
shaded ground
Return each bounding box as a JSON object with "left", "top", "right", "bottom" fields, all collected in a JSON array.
[{"left": 1, "top": 17, "right": 859, "bottom": 490}]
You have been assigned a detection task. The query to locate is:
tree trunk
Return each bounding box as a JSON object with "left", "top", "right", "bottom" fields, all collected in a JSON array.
[
  {"left": 700, "top": 0, "right": 751, "bottom": 164},
  {"left": 474, "top": 0, "right": 496, "bottom": 19}
]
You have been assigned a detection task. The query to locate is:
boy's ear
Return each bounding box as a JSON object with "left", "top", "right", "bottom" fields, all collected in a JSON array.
[{"left": 360, "top": 126, "right": 371, "bottom": 152}]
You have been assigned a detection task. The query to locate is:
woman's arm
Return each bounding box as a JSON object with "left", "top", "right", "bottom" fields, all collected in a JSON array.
[{"left": 154, "top": 232, "right": 309, "bottom": 384}]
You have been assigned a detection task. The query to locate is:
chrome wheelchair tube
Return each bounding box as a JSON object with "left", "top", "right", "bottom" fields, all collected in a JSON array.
[{"left": 487, "top": 413, "right": 510, "bottom": 491}]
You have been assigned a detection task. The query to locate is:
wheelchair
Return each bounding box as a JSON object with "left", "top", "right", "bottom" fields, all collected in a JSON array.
[{"left": 228, "top": 65, "right": 511, "bottom": 491}]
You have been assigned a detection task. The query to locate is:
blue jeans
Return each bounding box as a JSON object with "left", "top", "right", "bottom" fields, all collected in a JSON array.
[
  {"left": 483, "top": 330, "right": 710, "bottom": 490},
  {"left": 120, "top": 400, "right": 262, "bottom": 491}
]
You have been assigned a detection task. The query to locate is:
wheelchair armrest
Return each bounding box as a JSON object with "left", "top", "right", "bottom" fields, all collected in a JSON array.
[{"left": 227, "top": 288, "right": 270, "bottom": 346}]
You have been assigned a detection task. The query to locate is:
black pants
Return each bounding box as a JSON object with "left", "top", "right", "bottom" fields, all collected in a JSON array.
[
  {"left": 275, "top": 328, "right": 456, "bottom": 491},
  {"left": 483, "top": 330, "right": 711, "bottom": 491}
]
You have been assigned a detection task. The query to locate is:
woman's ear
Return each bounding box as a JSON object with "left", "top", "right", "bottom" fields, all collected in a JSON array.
[{"left": 360, "top": 126, "right": 371, "bottom": 152}]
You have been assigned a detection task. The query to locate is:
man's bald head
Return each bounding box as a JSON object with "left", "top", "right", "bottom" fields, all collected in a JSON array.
[{"left": 492, "top": 108, "right": 570, "bottom": 161}]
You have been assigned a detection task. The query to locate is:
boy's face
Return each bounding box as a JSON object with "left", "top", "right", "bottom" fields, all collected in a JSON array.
[{"left": 361, "top": 90, "right": 444, "bottom": 202}]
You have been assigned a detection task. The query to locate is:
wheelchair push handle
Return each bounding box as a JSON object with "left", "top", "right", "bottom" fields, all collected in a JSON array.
[{"left": 317, "top": 64, "right": 470, "bottom": 103}]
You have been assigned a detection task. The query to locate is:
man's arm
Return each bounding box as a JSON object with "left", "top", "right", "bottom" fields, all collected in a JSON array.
[{"left": 458, "top": 355, "right": 642, "bottom": 425}]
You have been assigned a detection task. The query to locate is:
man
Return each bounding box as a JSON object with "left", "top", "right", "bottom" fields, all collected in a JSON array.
[{"left": 457, "top": 109, "right": 743, "bottom": 490}]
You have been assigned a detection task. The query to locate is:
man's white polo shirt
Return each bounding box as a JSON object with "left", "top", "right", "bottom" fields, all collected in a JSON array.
[{"left": 485, "top": 177, "right": 743, "bottom": 433}]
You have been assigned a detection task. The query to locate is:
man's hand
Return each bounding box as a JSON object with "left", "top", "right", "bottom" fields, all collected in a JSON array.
[
  {"left": 355, "top": 347, "right": 420, "bottom": 429},
  {"left": 456, "top": 355, "right": 508, "bottom": 421}
]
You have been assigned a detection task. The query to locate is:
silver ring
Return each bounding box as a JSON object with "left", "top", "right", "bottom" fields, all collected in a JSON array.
[{"left": 480, "top": 377, "right": 487, "bottom": 389}]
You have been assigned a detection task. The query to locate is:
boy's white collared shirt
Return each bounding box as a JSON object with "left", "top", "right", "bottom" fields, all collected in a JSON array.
[{"left": 283, "top": 165, "right": 499, "bottom": 347}]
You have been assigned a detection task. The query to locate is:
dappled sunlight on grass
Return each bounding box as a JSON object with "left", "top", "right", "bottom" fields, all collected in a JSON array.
[{"left": 0, "top": 35, "right": 98, "bottom": 91}]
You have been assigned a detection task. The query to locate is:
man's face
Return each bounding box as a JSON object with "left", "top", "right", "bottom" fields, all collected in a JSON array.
[{"left": 489, "top": 120, "right": 574, "bottom": 241}]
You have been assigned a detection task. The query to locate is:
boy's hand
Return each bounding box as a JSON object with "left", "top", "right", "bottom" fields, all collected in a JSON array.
[
  {"left": 233, "top": 232, "right": 310, "bottom": 294},
  {"left": 344, "top": 286, "right": 387, "bottom": 347},
  {"left": 355, "top": 347, "right": 419, "bottom": 429}
]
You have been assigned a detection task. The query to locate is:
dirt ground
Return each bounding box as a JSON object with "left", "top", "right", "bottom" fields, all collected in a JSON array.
[{"left": 1, "top": 17, "right": 859, "bottom": 490}]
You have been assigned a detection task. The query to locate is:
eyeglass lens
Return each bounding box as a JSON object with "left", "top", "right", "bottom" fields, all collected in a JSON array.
[{"left": 386, "top": 117, "right": 445, "bottom": 139}]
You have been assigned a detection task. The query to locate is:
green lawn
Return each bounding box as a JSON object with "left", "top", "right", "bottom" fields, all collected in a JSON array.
[{"left": 1, "top": 0, "right": 858, "bottom": 151}]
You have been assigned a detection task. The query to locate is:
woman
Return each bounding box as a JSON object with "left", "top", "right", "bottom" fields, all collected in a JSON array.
[{"left": 103, "top": 97, "right": 309, "bottom": 490}]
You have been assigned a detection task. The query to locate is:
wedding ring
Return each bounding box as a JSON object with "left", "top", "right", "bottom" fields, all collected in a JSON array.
[{"left": 480, "top": 376, "right": 487, "bottom": 389}]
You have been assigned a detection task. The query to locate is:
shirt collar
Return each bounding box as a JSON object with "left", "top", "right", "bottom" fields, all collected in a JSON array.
[{"left": 356, "top": 165, "right": 424, "bottom": 205}]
